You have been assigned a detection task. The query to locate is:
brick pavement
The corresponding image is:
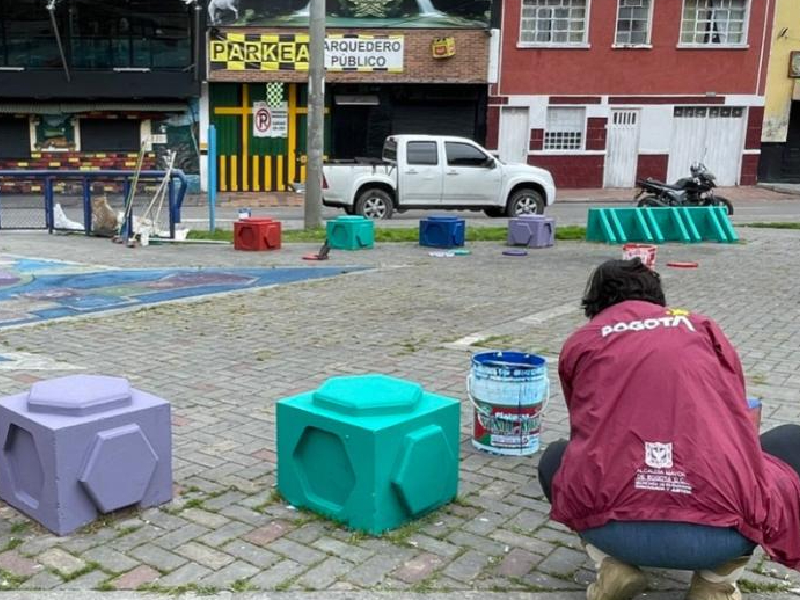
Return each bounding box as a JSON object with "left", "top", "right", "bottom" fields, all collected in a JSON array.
[{"left": 0, "top": 230, "right": 797, "bottom": 597}]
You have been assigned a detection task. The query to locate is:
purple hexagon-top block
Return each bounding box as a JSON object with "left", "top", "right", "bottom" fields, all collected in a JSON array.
[{"left": 0, "top": 375, "right": 172, "bottom": 535}]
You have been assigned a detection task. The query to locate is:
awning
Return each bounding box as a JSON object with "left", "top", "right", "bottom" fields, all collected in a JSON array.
[{"left": 0, "top": 103, "right": 189, "bottom": 115}]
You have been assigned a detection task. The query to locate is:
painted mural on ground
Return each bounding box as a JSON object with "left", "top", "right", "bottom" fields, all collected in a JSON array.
[
  {"left": 0, "top": 256, "right": 364, "bottom": 328},
  {"left": 0, "top": 352, "right": 80, "bottom": 370},
  {"left": 207, "top": 0, "right": 491, "bottom": 27}
]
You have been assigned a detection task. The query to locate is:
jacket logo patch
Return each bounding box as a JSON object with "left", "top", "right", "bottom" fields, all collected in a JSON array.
[
  {"left": 601, "top": 315, "right": 696, "bottom": 338},
  {"left": 645, "top": 442, "right": 673, "bottom": 469}
]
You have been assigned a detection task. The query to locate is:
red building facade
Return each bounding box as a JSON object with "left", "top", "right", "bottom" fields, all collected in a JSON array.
[{"left": 488, "top": 0, "right": 775, "bottom": 188}]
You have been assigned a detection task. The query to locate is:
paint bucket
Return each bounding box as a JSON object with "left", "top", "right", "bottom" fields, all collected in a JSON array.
[
  {"left": 467, "top": 351, "right": 549, "bottom": 456},
  {"left": 238, "top": 208, "right": 252, "bottom": 220},
  {"left": 622, "top": 243, "right": 657, "bottom": 270},
  {"left": 139, "top": 228, "right": 150, "bottom": 247}
]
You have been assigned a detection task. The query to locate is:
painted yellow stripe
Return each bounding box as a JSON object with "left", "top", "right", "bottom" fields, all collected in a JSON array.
[
  {"left": 301, "top": 164, "right": 307, "bottom": 183},
  {"left": 242, "top": 85, "right": 249, "bottom": 192},
  {"left": 215, "top": 107, "right": 249, "bottom": 115},
  {"left": 277, "top": 155, "right": 284, "bottom": 191},
  {"left": 296, "top": 108, "right": 331, "bottom": 115},
  {"left": 220, "top": 156, "right": 227, "bottom": 192},
  {"left": 252, "top": 156, "right": 260, "bottom": 192},
  {"left": 231, "top": 155, "right": 238, "bottom": 192},
  {"left": 288, "top": 83, "right": 297, "bottom": 186},
  {"left": 265, "top": 156, "right": 272, "bottom": 191}
]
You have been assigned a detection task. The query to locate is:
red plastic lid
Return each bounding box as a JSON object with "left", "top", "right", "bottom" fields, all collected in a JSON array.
[{"left": 667, "top": 261, "right": 699, "bottom": 268}]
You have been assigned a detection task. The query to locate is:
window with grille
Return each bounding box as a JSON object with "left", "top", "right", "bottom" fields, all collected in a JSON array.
[
  {"left": 616, "top": 0, "right": 652, "bottom": 46},
  {"left": 520, "top": 0, "right": 588, "bottom": 46},
  {"left": 545, "top": 108, "right": 585, "bottom": 151},
  {"left": 680, "top": 0, "right": 748, "bottom": 46}
]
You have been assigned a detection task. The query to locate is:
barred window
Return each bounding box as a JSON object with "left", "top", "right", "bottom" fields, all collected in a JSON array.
[
  {"left": 681, "top": 0, "right": 748, "bottom": 46},
  {"left": 520, "top": 0, "right": 588, "bottom": 46},
  {"left": 545, "top": 108, "right": 585, "bottom": 151},
  {"left": 616, "top": 0, "right": 652, "bottom": 46}
]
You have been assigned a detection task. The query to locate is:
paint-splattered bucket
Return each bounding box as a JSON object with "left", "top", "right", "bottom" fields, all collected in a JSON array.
[
  {"left": 467, "top": 351, "right": 549, "bottom": 456},
  {"left": 623, "top": 243, "right": 657, "bottom": 270}
]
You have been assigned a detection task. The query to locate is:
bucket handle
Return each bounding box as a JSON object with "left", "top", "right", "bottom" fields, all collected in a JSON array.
[{"left": 466, "top": 372, "right": 551, "bottom": 416}]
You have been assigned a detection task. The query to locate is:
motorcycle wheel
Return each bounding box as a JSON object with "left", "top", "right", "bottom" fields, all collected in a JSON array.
[
  {"left": 637, "top": 196, "right": 663, "bottom": 208},
  {"left": 705, "top": 197, "right": 734, "bottom": 216}
]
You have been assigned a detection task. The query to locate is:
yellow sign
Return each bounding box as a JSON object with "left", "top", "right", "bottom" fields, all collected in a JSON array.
[
  {"left": 432, "top": 37, "right": 456, "bottom": 59},
  {"left": 210, "top": 33, "right": 311, "bottom": 71},
  {"left": 210, "top": 32, "right": 404, "bottom": 72}
]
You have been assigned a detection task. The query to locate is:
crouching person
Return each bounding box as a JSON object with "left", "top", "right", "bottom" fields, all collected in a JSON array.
[{"left": 538, "top": 258, "right": 800, "bottom": 600}]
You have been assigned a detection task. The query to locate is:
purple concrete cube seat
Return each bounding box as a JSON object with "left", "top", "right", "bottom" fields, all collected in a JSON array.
[
  {"left": 0, "top": 375, "right": 172, "bottom": 535},
  {"left": 507, "top": 214, "right": 556, "bottom": 248}
]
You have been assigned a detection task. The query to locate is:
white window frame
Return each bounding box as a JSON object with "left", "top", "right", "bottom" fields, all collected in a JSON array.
[
  {"left": 613, "top": 0, "right": 654, "bottom": 48},
  {"left": 678, "top": 0, "right": 750, "bottom": 48},
  {"left": 29, "top": 116, "right": 81, "bottom": 153},
  {"left": 518, "top": 0, "right": 591, "bottom": 49},
  {"left": 544, "top": 106, "right": 586, "bottom": 152}
]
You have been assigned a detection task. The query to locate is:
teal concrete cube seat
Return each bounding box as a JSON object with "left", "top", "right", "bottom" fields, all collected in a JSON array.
[
  {"left": 277, "top": 374, "right": 460, "bottom": 535},
  {"left": 326, "top": 215, "right": 375, "bottom": 250}
]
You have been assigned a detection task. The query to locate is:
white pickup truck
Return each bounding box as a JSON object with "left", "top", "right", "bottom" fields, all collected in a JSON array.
[{"left": 322, "top": 135, "right": 556, "bottom": 220}]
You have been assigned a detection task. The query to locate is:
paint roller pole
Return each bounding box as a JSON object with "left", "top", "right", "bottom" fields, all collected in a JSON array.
[
  {"left": 208, "top": 125, "right": 217, "bottom": 232},
  {"left": 304, "top": 0, "right": 325, "bottom": 230}
]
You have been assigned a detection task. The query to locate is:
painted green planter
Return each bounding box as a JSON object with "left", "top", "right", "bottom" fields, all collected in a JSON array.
[{"left": 276, "top": 374, "right": 460, "bottom": 535}]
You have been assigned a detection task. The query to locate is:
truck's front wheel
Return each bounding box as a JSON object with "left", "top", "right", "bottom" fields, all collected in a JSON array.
[
  {"left": 355, "top": 189, "right": 394, "bottom": 220},
  {"left": 507, "top": 189, "right": 545, "bottom": 217}
]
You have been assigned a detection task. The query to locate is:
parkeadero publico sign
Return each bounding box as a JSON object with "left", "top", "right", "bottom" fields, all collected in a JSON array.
[{"left": 209, "top": 32, "right": 404, "bottom": 72}]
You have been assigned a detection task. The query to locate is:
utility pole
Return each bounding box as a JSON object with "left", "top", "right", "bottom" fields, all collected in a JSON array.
[{"left": 304, "top": 0, "right": 325, "bottom": 230}]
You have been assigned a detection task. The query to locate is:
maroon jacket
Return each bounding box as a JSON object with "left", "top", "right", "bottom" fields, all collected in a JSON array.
[{"left": 551, "top": 300, "right": 800, "bottom": 568}]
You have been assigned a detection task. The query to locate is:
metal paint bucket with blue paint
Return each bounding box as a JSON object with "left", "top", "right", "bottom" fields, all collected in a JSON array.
[{"left": 467, "top": 351, "right": 549, "bottom": 456}]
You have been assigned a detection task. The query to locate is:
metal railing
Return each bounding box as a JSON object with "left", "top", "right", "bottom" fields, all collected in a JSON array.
[{"left": 0, "top": 169, "right": 187, "bottom": 238}]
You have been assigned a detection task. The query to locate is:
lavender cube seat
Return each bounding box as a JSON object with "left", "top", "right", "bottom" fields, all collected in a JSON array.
[
  {"left": 507, "top": 215, "right": 555, "bottom": 248},
  {"left": 0, "top": 375, "right": 172, "bottom": 535}
]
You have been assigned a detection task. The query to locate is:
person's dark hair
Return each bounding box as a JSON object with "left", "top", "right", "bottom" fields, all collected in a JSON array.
[{"left": 581, "top": 258, "right": 666, "bottom": 319}]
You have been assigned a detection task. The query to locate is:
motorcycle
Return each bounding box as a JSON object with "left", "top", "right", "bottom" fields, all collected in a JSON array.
[{"left": 634, "top": 163, "right": 733, "bottom": 215}]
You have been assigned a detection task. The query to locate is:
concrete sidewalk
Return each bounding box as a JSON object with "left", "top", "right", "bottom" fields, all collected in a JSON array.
[{"left": 210, "top": 185, "right": 800, "bottom": 208}]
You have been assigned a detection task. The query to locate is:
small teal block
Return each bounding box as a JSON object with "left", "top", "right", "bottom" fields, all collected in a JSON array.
[
  {"left": 326, "top": 216, "right": 375, "bottom": 251},
  {"left": 276, "top": 374, "right": 460, "bottom": 535},
  {"left": 419, "top": 215, "right": 466, "bottom": 248}
]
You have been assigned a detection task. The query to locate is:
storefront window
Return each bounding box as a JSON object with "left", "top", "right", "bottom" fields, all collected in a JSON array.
[
  {"left": 0, "top": 0, "right": 191, "bottom": 69},
  {"left": 0, "top": 0, "right": 61, "bottom": 67},
  {"left": 68, "top": 0, "right": 192, "bottom": 69},
  {"left": 33, "top": 114, "right": 76, "bottom": 151}
]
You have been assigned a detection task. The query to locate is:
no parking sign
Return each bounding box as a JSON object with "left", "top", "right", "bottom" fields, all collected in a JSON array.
[{"left": 252, "top": 101, "right": 288, "bottom": 138}]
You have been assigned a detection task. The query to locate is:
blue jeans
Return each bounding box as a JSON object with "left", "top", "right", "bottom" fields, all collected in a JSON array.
[
  {"left": 536, "top": 435, "right": 798, "bottom": 571},
  {"left": 581, "top": 521, "right": 756, "bottom": 571}
]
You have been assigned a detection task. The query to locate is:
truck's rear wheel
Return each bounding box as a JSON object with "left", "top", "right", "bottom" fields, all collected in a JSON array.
[
  {"left": 355, "top": 189, "right": 394, "bottom": 220},
  {"left": 507, "top": 189, "right": 544, "bottom": 217}
]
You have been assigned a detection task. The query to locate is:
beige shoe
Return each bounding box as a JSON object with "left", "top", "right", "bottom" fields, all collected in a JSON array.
[
  {"left": 687, "top": 556, "right": 750, "bottom": 600},
  {"left": 586, "top": 556, "right": 648, "bottom": 600},
  {"left": 686, "top": 573, "right": 742, "bottom": 600}
]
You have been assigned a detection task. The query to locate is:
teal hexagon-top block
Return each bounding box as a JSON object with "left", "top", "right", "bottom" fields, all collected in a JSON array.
[{"left": 276, "top": 374, "right": 460, "bottom": 535}]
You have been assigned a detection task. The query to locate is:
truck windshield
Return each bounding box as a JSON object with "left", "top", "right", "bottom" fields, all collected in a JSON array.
[{"left": 383, "top": 139, "right": 398, "bottom": 163}]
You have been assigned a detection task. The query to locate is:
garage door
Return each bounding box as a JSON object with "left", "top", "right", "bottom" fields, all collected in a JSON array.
[
  {"left": 392, "top": 105, "right": 477, "bottom": 140},
  {"left": 668, "top": 106, "right": 745, "bottom": 186}
]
